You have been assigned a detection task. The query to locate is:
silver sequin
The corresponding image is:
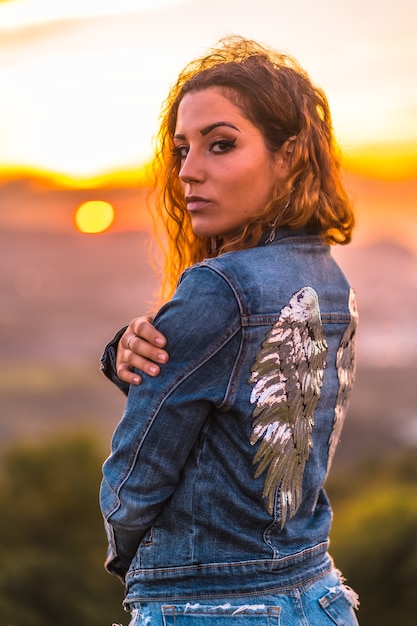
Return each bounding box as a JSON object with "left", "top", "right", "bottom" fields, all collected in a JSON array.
[
  {"left": 327, "top": 288, "right": 358, "bottom": 472},
  {"left": 249, "top": 287, "right": 328, "bottom": 527}
]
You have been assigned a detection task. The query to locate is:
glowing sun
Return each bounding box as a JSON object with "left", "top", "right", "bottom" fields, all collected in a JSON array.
[{"left": 74, "top": 200, "right": 115, "bottom": 233}]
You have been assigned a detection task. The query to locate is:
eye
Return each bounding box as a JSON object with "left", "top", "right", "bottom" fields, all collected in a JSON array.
[
  {"left": 172, "top": 145, "right": 189, "bottom": 160},
  {"left": 210, "top": 139, "right": 237, "bottom": 154}
]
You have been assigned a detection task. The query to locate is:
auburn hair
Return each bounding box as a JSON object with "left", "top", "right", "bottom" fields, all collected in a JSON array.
[{"left": 150, "top": 35, "right": 354, "bottom": 302}]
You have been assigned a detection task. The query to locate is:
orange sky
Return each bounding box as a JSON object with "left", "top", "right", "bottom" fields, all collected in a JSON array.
[
  {"left": 0, "top": 0, "right": 415, "bottom": 254},
  {"left": 0, "top": 0, "right": 416, "bottom": 181}
]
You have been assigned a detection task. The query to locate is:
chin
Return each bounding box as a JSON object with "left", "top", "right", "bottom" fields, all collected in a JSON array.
[{"left": 190, "top": 223, "right": 217, "bottom": 239}]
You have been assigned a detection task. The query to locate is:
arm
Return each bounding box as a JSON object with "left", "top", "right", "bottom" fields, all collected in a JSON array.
[
  {"left": 100, "top": 318, "right": 169, "bottom": 393},
  {"left": 100, "top": 266, "right": 241, "bottom": 579}
]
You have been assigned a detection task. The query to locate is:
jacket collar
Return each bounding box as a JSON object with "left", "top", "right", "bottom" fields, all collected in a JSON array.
[{"left": 259, "top": 226, "right": 324, "bottom": 247}]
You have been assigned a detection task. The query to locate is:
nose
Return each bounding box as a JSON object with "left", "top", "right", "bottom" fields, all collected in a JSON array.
[{"left": 178, "top": 149, "right": 204, "bottom": 184}]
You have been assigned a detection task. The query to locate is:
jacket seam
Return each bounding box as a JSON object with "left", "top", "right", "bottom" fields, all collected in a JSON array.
[
  {"left": 126, "top": 541, "right": 330, "bottom": 578},
  {"left": 110, "top": 329, "right": 242, "bottom": 511}
]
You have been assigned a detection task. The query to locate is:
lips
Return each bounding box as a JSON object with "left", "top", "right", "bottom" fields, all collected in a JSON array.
[{"left": 186, "top": 195, "right": 211, "bottom": 211}]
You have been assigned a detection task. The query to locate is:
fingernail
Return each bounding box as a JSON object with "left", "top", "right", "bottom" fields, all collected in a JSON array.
[
  {"left": 132, "top": 376, "right": 140, "bottom": 385},
  {"left": 149, "top": 365, "right": 158, "bottom": 375},
  {"left": 158, "top": 353, "right": 167, "bottom": 362},
  {"left": 155, "top": 337, "right": 165, "bottom": 346}
]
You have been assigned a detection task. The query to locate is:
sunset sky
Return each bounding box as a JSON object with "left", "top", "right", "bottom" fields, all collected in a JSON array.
[{"left": 1, "top": 0, "right": 416, "bottom": 182}]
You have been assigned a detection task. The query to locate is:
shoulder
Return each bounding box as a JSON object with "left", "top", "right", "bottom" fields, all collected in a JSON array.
[
  {"left": 193, "top": 237, "right": 352, "bottom": 318},
  {"left": 153, "top": 264, "right": 241, "bottom": 350}
]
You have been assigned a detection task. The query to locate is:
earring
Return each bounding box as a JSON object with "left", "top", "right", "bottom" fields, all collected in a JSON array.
[
  {"left": 265, "top": 191, "right": 292, "bottom": 244},
  {"left": 211, "top": 236, "right": 218, "bottom": 253}
]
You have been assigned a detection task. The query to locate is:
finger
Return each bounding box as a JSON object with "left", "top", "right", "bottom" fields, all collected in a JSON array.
[
  {"left": 129, "top": 355, "right": 161, "bottom": 377},
  {"left": 126, "top": 334, "right": 136, "bottom": 351},
  {"left": 131, "top": 317, "right": 167, "bottom": 348},
  {"left": 116, "top": 364, "right": 143, "bottom": 386},
  {"left": 125, "top": 334, "right": 169, "bottom": 365},
  {"left": 117, "top": 347, "right": 163, "bottom": 379}
]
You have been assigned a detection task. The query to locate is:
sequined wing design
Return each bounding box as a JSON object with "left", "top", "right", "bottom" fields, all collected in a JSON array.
[
  {"left": 249, "top": 287, "right": 328, "bottom": 528},
  {"left": 327, "top": 288, "right": 358, "bottom": 472}
]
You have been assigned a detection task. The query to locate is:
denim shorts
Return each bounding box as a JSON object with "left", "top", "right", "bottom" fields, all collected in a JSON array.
[{"left": 113, "top": 568, "right": 359, "bottom": 626}]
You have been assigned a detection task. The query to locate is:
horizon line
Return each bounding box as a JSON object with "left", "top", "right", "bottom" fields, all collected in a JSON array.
[{"left": 0, "top": 140, "right": 417, "bottom": 188}]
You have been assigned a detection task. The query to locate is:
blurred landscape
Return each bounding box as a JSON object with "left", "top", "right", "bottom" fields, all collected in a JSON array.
[
  {"left": 1, "top": 171, "right": 417, "bottom": 466},
  {"left": 1, "top": 1, "right": 416, "bottom": 621},
  {"left": 0, "top": 170, "right": 416, "bottom": 625}
]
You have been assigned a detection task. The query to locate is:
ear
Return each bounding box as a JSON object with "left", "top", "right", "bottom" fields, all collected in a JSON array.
[
  {"left": 273, "top": 136, "right": 297, "bottom": 179},
  {"left": 281, "top": 135, "right": 297, "bottom": 168}
]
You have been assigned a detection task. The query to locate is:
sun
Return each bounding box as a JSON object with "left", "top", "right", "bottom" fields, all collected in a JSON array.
[{"left": 74, "top": 200, "right": 115, "bottom": 233}]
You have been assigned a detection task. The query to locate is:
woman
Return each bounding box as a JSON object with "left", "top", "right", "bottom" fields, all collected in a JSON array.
[{"left": 100, "top": 36, "right": 359, "bottom": 625}]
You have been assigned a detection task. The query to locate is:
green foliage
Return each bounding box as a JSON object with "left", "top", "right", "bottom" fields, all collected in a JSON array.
[
  {"left": 0, "top": 433, "right": 126, "bottom": 626},
  {"left": 327, "top": 449, "right": 417, "bottom": 626},
  {"left": 0, "top": 431, "right": 416, "bottom": 626}
]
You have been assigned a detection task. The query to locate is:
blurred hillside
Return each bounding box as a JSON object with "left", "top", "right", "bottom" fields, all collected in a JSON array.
[{"left": 1, "top": 174, "right": 417, "bottom": 467}]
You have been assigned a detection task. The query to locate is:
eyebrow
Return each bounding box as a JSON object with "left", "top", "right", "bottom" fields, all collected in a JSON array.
[
  {"left": 200, "top": 122, "right": 240, "bottom": 136},
  {"left": 174, "top": 121, "right": 240, "bottom": 141}
]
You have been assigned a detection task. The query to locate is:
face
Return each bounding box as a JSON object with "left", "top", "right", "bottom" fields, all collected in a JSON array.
[{"left": 173, "top": 87, "right": 289, "bottom": 241}]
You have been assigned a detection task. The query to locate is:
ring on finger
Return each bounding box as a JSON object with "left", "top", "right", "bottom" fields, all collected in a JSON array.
[{"left": 127, "top": 335, "right": 136, "bottom": 350}]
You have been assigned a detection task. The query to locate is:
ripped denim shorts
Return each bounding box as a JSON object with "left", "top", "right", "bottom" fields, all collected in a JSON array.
[{"left": 113, "top": 568, "right": 359, "bottom": 626}]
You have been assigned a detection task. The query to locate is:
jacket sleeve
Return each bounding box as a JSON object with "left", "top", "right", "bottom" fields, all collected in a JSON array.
[
  {"left": 100, "top": 326, "right": 130, "bottom": 396},
  {"left": 100, "top": 265, "right": 242, "bottom": 579}
]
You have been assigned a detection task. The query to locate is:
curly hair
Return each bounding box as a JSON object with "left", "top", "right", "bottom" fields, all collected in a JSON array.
[{"left": 150, "top": 35, "right": 354, "bottom": 302}]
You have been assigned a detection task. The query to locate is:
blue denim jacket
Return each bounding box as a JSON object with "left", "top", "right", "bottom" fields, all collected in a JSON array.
[{"left": 100, "top": 229, "right": 358, "bottom": 606}]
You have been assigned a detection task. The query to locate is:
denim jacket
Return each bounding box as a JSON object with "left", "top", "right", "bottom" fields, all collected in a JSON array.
[{"left": 100, "top": 229, "right": 358, "bottom": 606}]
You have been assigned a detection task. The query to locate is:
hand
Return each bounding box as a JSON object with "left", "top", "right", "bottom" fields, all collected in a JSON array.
[{"left": 116, "top": 317, "right": 168, "bottom": 385}]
